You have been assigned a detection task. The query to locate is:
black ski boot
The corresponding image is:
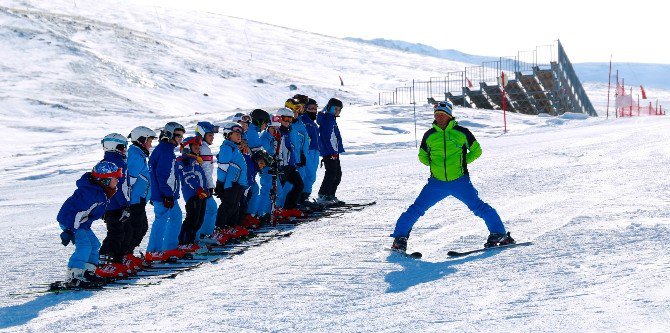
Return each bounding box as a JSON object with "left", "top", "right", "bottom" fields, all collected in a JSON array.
[
  {"left": 258, "top": 214, "right": 272, "bottom": 227},
  {"left": 391, "top": 237, "right": 408, "bottom": 253},
  {"left": 484, "top": 232, "right": 515, "bottom": 248}
]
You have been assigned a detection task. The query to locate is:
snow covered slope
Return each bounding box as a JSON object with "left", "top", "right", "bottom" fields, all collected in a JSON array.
[{"left": 0, "top": 1, "right": 669, "bottom": 332}]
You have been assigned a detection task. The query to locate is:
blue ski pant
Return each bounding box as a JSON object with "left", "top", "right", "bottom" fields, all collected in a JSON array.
[
  {"left": 301, "top": 149, "right": 320, "bottom": 195},
  {"left": 61, "top": 226, "right": 100, "bottom": 269},
  {"left": 258, "top": 172, "right": 281, "bottom": 215},
  {"left": 277, "top": 181, "right": 290, "bottom": 208},
  {"left": 146, "top": 201, "right": 183, "bottom": 252},
  {"left": 391, "top": 176, "right": 506, "bottom": 238},
  {"left": 246, "top": 181, "right": 261, "bottom": 216},
  {"left": 197, "top": 196, "right": 218, "bottom": 237}
]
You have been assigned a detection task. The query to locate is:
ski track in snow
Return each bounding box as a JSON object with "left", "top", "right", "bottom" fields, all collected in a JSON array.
[{"left": 0, "top": 1, "right": 669, "bottom": 332}]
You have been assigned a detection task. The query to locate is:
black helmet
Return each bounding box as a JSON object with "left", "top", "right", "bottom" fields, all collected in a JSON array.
[
  {"left": 251, "top": 149, "right": 273, "bottom": 166},
  {"left": 326, "top": 98, "right": 343, "bottom": 109},
  {"left": 292, "top": 94, "right": 309, "bottom": 105},
  {"left": 250, "top": 109, "right": 270, "bottom": 126}
]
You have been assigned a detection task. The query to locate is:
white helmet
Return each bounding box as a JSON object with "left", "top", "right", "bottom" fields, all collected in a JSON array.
[
  {"left": 232, "top": 112, "right": 251, "bottom": 123},
  {"left": 128, "top": 126, "right": 157, "bottom": 144},
  {"left": 221, "top": 122, "right": 244, "bottom": 137},
  {"left": 101, "top": 133, "right": 128, "bottom": 154},
  {"left": 276, "top": 107, "right": 294, "bottom": 118},
  {"left": 159, "top": 122, "right": 185, "bottom": 140}
]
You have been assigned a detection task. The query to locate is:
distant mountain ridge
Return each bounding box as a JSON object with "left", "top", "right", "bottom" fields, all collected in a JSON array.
[
  {"left": 346, "top": 37, "right": 670, "bottom": 89},
  {"left": 344, "top": 37, "right": 499, "bottom": 65}
]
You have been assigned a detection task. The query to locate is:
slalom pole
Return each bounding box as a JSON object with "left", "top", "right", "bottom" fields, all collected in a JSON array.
[
  {"left": 606, "top": 55, "right": 612, "bottom": 119},
  {"left": 502, "top": 71, "right": 507, "bottom": 133},
  {"left": 412, "top": 80, "right": 417, "bottom": 148}
]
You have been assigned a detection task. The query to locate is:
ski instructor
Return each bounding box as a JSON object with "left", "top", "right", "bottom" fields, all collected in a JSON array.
[{"left": 390, "top": 101, "right": 515, "bottom": 253}]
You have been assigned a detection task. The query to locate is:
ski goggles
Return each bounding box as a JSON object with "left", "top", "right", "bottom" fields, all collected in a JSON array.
[{"left": 92, "top": 167, "right": 123, "bottom": 179}]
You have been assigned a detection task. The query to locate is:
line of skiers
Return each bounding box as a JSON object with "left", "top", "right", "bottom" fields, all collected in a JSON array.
[{"left": 57, "top": 95, "right": 345, "bottom": 288}]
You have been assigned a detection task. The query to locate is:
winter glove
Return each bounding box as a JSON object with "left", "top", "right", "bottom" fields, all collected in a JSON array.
[
  {"left": 297, "top": 152, "right": 307, "bottom": 167},
  {"left": 60, "top": 229, "right": 75, "bottom": 246},
  {"left": 209, "top": 188, "right": 215, "bottom": 197},
  {"left": 120, "top": 208, "right": 131, "bottom": 223},
  {"left": 163, "top": 196, "right": 175, "bottom": 208},
  {"left": 196, "top": 188, "right": 208, "bottom": 199},
  {"left": 196, "top": 156, "right": 204, "bottom": 165}
]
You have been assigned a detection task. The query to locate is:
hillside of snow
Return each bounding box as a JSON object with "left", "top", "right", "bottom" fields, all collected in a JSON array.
[{"left": 1, "top": 1, "right": 669, "bottom": 332}]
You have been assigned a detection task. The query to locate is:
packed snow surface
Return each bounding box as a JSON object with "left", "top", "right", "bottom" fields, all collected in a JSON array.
[{"left": 0, "top": 1, "right": 669, "bottom": 332}]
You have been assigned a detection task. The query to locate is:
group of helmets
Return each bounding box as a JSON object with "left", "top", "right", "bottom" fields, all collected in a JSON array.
[{"left": 93, "top": 94, "right": 344, "bottom": 182}]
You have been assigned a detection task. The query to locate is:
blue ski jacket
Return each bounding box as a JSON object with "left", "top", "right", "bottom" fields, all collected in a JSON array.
[
  {"left": 291, "top": 118, "right": 310, "bottom": 164},
  {"left": 278, "top": 125, "right": 297, "bottom": 168},
  {"left": 317, "top": 110, "right": 344, "bottom": 156},
  {"left": 177, "top": 155, "right": 207, "bottom": 201},
  {"left": 261, "top": 131, "right": 279, "bottom": 157},
  {"left": 57, "top": 173, "right": 109, "bottom": 230},
  {"left": 244, "top": 153, "right": 258, "bottom": 187},
  {"left": 102, "top": 151, "right": 129, "bottom": 211},
  {"left": 149, "top": 141, "right": 180, "bottom": 202},
  {"left": 127, "top": 144, "right": 151, "bottom": 204},
  {"left": 300, "top": 113, "right": 320, "bottom": 151},
  {"left": 246, "top": 123, "right": 264, "bottom": 152},
  {"left": 217, "top": 140, "right": 248, "bottom": 189}
]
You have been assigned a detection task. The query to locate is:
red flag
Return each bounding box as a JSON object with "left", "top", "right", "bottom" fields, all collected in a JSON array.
[
  {"left": 615, "top": 80, "right": 620, "bottom": 97},
  {"left": 640, "top": 85, "right": 647, "bottom": 99},
  {"left": 466, "top": 77, "right": 473, "bottom": 88}
]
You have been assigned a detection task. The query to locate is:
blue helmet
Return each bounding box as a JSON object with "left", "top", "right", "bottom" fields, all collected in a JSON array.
[
  {"left": 92, "top": 161, "right": 122, "bottom": 186},
  {"left": 195, "top": 121, "right": 219, "bottom": 137}
]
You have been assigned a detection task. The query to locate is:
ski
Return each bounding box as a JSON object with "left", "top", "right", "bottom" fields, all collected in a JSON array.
[
  {"left": 25, "top": 198, "right": 376, "bottom": 296},
  {"left": 14, "top": 280, "right": 155, "bottom": 296},
  {"left": 447, "top": 241, "right": 533, "bottom": 257},
  {"left": 330, "top": 201, "right": 376, "bottom": 208}
]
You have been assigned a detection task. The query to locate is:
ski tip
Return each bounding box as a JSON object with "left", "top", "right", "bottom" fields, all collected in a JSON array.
[{"left": 409, "top": 252, "right": 422, "bottom": 259}]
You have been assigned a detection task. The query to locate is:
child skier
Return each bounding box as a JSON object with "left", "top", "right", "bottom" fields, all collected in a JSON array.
[
  {"left": 257, "top": 115, "right": 283, "bottom": 225},
  {"left": 194, "top": 121, "right": 220, "bottom": 242},
  {"left": 98, "top": 133, "right": 132, "bottom": 278},
  {"left": 317, "top": 98, "right": 345, "bottom": 206},
  {"left": 214, "top": 122, "right": 248, "bottom": 244},
  {"left": 176, "top": 136, "right": 209, "bottom": 252},
  {"left": 57, "top": 161, "right": 122, "bottom": 288},
  {"left": 285, "top": 97, "right": 311, "bottom": 208},
  {"left": 146, "top": 122, "right": 186, "bottom": 262},
  {"left": 298, "top": 98, "right": 321, "bottom": 206},
  {"left": 275, "top": 107, "right": 305, "bottom": 219},
  {"left": 242, "top": 109, "right": 271, "bottom": 228},
  {"left": 123, "top": 126, "right": 157, "bottom": 271}
]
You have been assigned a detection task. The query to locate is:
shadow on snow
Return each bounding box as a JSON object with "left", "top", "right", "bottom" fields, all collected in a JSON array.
[
  {"left": 0, "top": 291, "right": 93, "bottom": 329},
  {"left": 384, "top": 250, "right": 500, "bottom": 293}
]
